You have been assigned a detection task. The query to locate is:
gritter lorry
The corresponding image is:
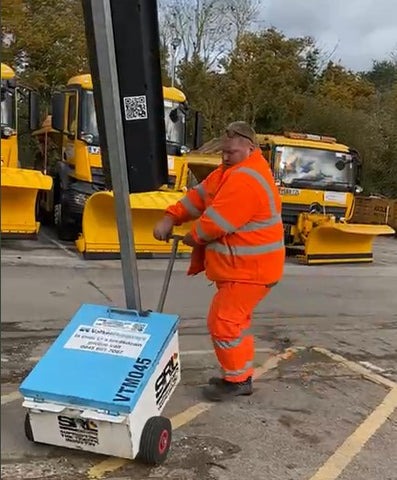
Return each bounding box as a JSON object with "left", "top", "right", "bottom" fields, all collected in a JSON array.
[
  {"left": 186, "top": 131, "right": 394, "bottom": 264},
  {"left": 1, "top": 62, "right": 52, "bottom": 238}
]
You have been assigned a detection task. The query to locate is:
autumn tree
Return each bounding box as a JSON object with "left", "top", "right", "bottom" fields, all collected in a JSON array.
[
  {"left": 2, "top": 0, "right": 88, "bottom": 101},
  {"left": 315, "top": 62, "right": 376, "bottom": 111},
  {"left": 221, "top": 29, "right": 319, "bottom": 130}
]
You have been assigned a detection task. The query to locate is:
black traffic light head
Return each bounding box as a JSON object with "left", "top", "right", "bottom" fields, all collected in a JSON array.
[{"left": 82, "top": 0, "right": 168, "bottom": 193}]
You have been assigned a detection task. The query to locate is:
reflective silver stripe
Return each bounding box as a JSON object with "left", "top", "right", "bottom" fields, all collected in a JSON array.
[
  {"left": 206, "top": 239, "right": 284, "bottom": 256},
  {"left": 237, "top": 214, "right": 282, "bottom": 232},
  {"left": 213, "top": 328, "right": 253, "bottom": 350},
  {"left": 197, "top": 213, "right": 282, "bottom": 241},
  {"left": 222, "top": 361, "right": 253, "bottom": 378},
  {"left": 214, "top": 337, "right": 243, "bottom": 349},
  {"left": 196, "top": 222, "right": 212, "bottom": 242},
  {"left": 206, "top": 206, "right": 236, "bottom": 233},
  {"left": 193, "top": 183, "right": 206, "bottom": 200},
  {"left": 235, "top": 166, "right": 277, "bottom": 217},
  {"left": 180, "top": 196, "right": 201, "bottom": 218}
]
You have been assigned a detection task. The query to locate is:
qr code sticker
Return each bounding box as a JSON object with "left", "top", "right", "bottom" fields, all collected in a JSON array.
[{"left": 123, "top": 95, "right": 148, "bottom": 121}]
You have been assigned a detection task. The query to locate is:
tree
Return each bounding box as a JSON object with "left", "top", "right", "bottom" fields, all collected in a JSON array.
[
  {"left": 177, "top": 55, "right": 229, "bottom": 139},
  {"left": 2, "top": 0, "right": 88, "bottom": 101},
  {"left": 362, "top": 59, "right": 397, "bottom": 93},
  {"left": 221, "top": 29, "right": 319, "bottom": 130},
  {"left": 316, "top": 62, "right": 376, "bottom": 111},
  {"left": 159, "top": 0, "right": 260, "bottom": 68}
]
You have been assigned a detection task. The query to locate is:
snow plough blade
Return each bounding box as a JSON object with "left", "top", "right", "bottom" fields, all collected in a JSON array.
[
  {"left": 1, "top": 167, "right": 53, "bottom": 237},
  {"left": 75, "top": 190, "right": 194, "bottom": 259},
  {"left": 299, "top": 221, "right": 395, "bottom": 265}
]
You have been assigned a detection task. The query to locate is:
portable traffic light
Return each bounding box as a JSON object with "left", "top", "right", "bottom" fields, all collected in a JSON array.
[{"left": 82, "top": 0, "right": 168, "bottom": 192}]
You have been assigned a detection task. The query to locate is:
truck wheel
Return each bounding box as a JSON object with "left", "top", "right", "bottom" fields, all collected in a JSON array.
[
  {"left": 36, "top": 192, "right": 52, "bottom": 226},
  {"left": 24, "top": 413, "right": 34, "bottom": 442},
  {"left": 54, "top": 191, "right": 78, "bottom": 241},
  {"left": 137, "top": 416, "right": 172, "bottom": 465}
]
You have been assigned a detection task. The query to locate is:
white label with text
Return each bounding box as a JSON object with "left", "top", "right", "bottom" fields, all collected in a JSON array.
[
  {"left": 93, "top": 318, "right": 147, "bottom": 333},
  {"left": 64, "top": 325, "right": 150, "bottom": 359},
  {"left": 324, "top": 191, "right": 347, "bottom": 204}
]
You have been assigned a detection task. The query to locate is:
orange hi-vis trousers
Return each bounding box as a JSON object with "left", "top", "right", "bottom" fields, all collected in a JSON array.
[{"left": 207, "top": 281, "right": 271, "bottom": 383}]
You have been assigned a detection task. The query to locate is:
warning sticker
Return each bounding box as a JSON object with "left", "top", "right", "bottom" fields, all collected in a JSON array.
[
  {"left": 167, "top": 156, "right": 175, "bottom": 170},
  {"left": 64, "top": 324, "right": 150, "bottom": 359},
  {"left": 93, "top": 317, "right": 147, "bottom": 333},
  {"left": 324, "top": 191, "right": 347, "bottom": 204}
]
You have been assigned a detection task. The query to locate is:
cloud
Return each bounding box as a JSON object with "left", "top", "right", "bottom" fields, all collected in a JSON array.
[{"left": 259, "top": 0, "right": 397, "bottom": 71}]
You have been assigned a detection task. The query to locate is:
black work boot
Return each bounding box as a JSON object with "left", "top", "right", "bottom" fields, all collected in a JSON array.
[
  {"left": 208, "top": 376, "right": 225, "bottom": 385},
  {"left": 203, "top": 377, "right": 253, "bottom": 402}
]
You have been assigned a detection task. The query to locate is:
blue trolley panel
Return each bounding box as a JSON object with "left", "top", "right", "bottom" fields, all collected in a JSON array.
[{"left": 19, "top": 304, "right": 179, "bottom": 415}]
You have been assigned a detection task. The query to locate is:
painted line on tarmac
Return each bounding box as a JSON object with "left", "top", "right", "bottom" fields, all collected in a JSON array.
[
  {"left": 87, "top": 403, "right": 216, "bottom": 480},
  {"left": 313, "top": 347, "right": 397, "bottom": 389},
  {"left": 40, "top": 231, "right": 78, "bottom": 258},
  {"left": 309, "top": 387, "right": 397, "bottom": 480},
  {"left": 87, "top": 347, "right": 299, "bottom": 479}
]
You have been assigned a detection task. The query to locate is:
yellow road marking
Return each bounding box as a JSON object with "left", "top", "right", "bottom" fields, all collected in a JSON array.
[
  {"left": 308, "top": 387, "right": 397, "bottom": 480},
  {"left": 9, "top": 345, "right": 393, "bottom": 479},
  {"left": 1, "top": 391, "right": 22, "bottom": 405},
  {"left": 171, "top": 402, "right": 213, "bottom": 430},
  {"left": 87, "top": 347, "right": 297, "bottom": 479},
  {"left": 87, "top": 457, "right": 130, "bottom": 480},
  {"left": 314, "top": 347, "right": 397, "bottom": 389}
]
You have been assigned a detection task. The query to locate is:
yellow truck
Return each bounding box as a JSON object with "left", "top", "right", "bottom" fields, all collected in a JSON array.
[
  {"left": 35, "top": 73, "right": 198, "bottom": 255},
  {"left": 1, "top": 62, "right": 52, "bottom": 238},
  {"left": 260, "top": 132, "right": 394, "bottom": 263},
  {"left": 186, "top": 132, "right": 394, "bottom": 264}
]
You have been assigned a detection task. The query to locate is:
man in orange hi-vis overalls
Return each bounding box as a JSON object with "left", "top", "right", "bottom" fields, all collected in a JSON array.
[{"left": 153, "top": 121, "right": 285, "bottom": 401}]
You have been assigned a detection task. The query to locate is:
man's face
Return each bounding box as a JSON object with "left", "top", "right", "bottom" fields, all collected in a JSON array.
[{"left": 221, "top": 136, "right": 254, "bottom": 169}]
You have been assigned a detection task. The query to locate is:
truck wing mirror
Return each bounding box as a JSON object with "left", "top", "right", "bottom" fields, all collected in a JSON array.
[
  {"left": 51, "top": 92, "right": 65, "bottom": 132},
  {"left": 335, "top": 159, "right": 346, "bottom": 171}
]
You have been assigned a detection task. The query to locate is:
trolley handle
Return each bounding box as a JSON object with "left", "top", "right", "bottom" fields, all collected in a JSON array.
[
  {"left": 157, "top": 234, "right": 183, "bottom": 313},
  {"left": 109, "top": 234, "right": 184, "bottom": 316},
  {"left": 108, "top": 307, "right": 144, "bottom": 317}
]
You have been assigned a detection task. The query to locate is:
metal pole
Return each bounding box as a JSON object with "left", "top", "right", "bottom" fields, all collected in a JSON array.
[
  {"left": 171, "top": 47, "right": 176, "bottom": 87},
  {"left": 88, "top": 0, "right": 141, "bottom": 310}
]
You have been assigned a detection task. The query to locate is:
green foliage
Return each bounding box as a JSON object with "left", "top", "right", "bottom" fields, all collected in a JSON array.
[{"left": 2, "top": 0, "right": 88, "bottom": 101}]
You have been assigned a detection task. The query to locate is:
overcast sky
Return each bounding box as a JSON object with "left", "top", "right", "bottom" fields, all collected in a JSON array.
[{"left": 259, "top": 0, "right": 397, "bottom": 72}]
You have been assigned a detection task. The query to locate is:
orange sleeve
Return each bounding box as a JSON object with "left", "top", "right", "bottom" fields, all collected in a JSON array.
[
  {"left": 191, "top": 172, "right": 259, "bottom": 244},
  {"left": 165, "top": 182, "right": 207, "bottom": 225}
]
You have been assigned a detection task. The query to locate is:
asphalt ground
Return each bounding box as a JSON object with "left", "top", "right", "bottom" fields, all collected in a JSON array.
[{"left": 1, "top": 229, "right": 396, "bottom": 480}]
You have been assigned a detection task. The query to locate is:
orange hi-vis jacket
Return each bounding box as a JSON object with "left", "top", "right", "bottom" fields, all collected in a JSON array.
[{"left": 165, "top": 148, "right": 285, "bottom": 286}]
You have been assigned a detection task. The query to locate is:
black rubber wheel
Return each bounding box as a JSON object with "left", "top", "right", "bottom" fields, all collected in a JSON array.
[
  {"left": 24, "top": 413, "right": 34, "bottom": 442},
  {"left": 54, "top": 191, "right": 78, "bottom": 241},
  {"left": 137, "top": 416, "right": 172, "bottom": 465}
]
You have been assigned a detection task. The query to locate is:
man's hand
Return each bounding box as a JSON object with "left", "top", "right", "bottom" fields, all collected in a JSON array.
[
  {"left": 153, "top": 215, "right": 175, "bottom": 241},
  {"left": 182, "top": 232, "right": 199, "bottom": 247}
]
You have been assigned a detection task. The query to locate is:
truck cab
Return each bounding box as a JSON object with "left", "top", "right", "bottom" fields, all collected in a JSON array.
[
  {"left": 259, "top": 132, "right": 362, "bottom": 242},
  {"left": 46, "top": 74, "right": 192, "bottom": 240},
  {"left": 1, "top": 63, "right": 18, "bottom": 168},
  {"left": 1, "top": 63, "right": 52, "bottom": 238}
]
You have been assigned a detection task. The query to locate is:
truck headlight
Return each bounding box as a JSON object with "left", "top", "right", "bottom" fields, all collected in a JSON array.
[{"left": 2, "top": 127, "right": 15, "bottom": 137}]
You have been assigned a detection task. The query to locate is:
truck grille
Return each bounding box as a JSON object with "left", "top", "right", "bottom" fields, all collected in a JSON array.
[
  {"left": 91, "top": 167, "right": 106, "bottom": 189},
  {"left": 282, "top": 202, "right": 347, "bottom": 225}
]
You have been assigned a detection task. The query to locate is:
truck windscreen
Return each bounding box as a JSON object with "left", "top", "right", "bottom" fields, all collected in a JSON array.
[
  {"left": 274, "top": 146, "right": 355, "bottom": 191},
  {"left": 164, "top": 100, "right": 185, "bottom": 146},
  {"left": 1, "top": 87, "right": 15, "bottom": 129}
]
